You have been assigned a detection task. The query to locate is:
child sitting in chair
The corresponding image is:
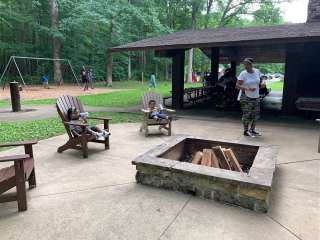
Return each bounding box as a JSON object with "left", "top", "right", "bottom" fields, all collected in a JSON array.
[
  {"left": 148, "top": 100, "right": 169, "bottom": 122},
  {"left": 67, "top": 107, "right": 110, "bottom": 140}
]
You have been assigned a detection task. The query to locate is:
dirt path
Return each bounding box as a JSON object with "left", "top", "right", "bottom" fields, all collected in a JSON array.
[{"left": 0, "top": 85, "right": 123, "bottom": 100}]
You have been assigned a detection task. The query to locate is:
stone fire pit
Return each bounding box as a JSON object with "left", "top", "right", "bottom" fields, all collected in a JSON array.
[{"left": 132, "top": 136, "right": 277, "bottom": 213}]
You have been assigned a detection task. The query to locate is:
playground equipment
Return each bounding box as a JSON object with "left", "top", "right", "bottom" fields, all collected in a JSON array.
[{"left": 0, "top": 56, "right": 80, "bottom": 89}]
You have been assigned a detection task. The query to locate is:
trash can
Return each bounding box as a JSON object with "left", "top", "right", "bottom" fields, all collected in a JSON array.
[{"left": 9, "top": 81, "right": 21, "bottom": 112}]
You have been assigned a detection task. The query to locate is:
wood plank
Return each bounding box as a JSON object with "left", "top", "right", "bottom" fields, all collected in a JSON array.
[
  {"left": 212, "top": 146, "right": 231, "bottom": 170},
  {"left": 224, "top": 149, "right": 243, "bottom": 172},
  {"left": 202, "top": 149, "right": 212, "bottom": 167},
  {"left": 211, "top": 151, "right": 220, "bottom": 168},
  {"left": 192, "top": 151, "right": 203, "bottom": 165}
]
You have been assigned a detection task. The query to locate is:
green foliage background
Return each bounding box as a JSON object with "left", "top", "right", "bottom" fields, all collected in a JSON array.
[{"left": 0, "top": 0, "right": 286, "bottom": 84}]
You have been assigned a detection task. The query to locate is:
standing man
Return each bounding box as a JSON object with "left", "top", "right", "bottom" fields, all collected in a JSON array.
[
  {"left": 80, "top": 67, "right": 88, "bottom": 91},
  {"left": 149, "top": 72, "right": 156, "bottom": 90},
  {"left": 88, "top": 69, "right": 94, "bottom": 89},
  {"left": 236, "top": 58, "right": 262, "bottom": 137}
]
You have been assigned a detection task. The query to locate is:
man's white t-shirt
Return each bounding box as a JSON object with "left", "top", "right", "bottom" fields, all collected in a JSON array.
[{"left": 237, "top": 68, "right": 261, "bottom": 99}]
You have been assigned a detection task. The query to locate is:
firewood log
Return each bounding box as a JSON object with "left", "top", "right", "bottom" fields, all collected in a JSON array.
[
  {"left": 192, "top": 151, "right": 203, "bottom": 165},
  {"left": 202, "top": 149, "right": 213, "bottom": 167},
  {"left": 211, "top": 151, "right": 220, "bottom": 168},
  {"left": 212, "top": 146, "right": 231, "bottom": 170},
  {"left": 224, "top": 149, "right": 243, "bottom": 172}
]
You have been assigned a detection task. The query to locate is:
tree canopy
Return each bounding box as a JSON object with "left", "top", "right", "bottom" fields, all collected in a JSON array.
[{"left": 0, "top": 0, "right": 287, "bottom": 84}]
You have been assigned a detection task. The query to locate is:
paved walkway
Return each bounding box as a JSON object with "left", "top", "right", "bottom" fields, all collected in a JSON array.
[
  {"left": 0, "top": 105, "right": 141, "bottom": 121},
  {"left": 0, "top": 117, "right": 319, "bottom": 240}
]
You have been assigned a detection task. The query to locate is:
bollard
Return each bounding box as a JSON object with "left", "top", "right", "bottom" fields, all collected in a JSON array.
[{"left": 9, "top": 82, "right": 21, "bottom": 112}]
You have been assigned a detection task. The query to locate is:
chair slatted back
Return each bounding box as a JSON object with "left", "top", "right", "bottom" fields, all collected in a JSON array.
[
  {"left": 142, "top": 92, "right": 163, "bottom": 109},
  {"left": 56, "top": 95, "right": 85, "bottom": 138}
]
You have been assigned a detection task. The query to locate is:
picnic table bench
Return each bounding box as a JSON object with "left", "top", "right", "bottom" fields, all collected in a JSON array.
[
  {"left": 296, "top": 97, "right": 320, "bottom": 112},
  {"left": 163, "top": 86, "right": 214, "bottom": 107}
]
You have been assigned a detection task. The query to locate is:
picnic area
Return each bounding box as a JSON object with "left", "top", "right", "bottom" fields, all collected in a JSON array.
[{"left": 0, "top": 0, "right": 319, "bottom": 240}]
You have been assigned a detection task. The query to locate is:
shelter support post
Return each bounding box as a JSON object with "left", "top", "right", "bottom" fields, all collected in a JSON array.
[
  {"left": 231, "top": 61, "right": 237, "bottom": 77},
  {"left": 211, "top": 48, "right": 220, "bottom": 85},
  {"left": 282, "top": 45, "right": 302, "bottom": 114},
  {"left": 172, "top": 50, "right": 185, "bottom": 109}
]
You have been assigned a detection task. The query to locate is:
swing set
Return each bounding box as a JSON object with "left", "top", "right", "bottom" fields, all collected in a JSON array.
[{"left": 0, "top": 56, "right": 80, "bottom": 90}]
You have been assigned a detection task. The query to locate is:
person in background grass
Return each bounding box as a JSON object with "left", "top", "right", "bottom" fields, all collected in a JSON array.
[
  {"left": 149, "top": 73, "right": 156, "bottom": 90},
  {"left": 67, "top": 107, "right": 110, "bottom": 140},
  {"left": 81, "top": 67, "right": 89, "bottom": 91},
  {"left": 41, "top": 75, "right": 49, "bottom": 89},
  {"left": 87, "top": 69, "right": 94, "bottom": 89}
]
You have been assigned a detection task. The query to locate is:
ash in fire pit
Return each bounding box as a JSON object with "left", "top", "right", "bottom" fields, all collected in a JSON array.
[{"left": 132, "top": 136, "right": 277, "bottom": 213}]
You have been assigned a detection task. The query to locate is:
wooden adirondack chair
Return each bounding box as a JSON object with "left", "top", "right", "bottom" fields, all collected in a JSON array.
[
  {"left": 140, "top": 92, "right": 175, "bottom": 137},
  {"left": 0, "top": 140, "right": 37, "bottom": 211},
  {"left": 56, "top": 95, "right": 112, "bottom": 158}
]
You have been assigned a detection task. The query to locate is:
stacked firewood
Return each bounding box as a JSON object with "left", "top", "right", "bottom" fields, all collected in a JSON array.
[{"left": 191, "top": 146, "right": 243, "bottom": 172}]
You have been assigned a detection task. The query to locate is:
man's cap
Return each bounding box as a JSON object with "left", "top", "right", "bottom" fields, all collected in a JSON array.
[{"left": 243, "top": 58, "right": 254, "bottom": 64}]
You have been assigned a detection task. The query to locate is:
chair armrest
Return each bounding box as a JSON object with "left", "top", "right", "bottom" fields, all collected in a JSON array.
[
  {"left": 0, "top": 154, "right": 30, "bottom": 163},
  {"left": 87, "top": 116, "right": 112, "bottom": 121},
  {"left": 64, "top": 121, "right": 88, "bottom": 127},
  {"left": 141, "top": 109, "right": 151, "bottom": 113},
  {"left": 164, "top": 108, "right": 176, "bottom": 113},
  {"left": 316, "top": 119, "right": 320, "bottom": 123},
  {"left": 0, "top": 140, "right": 38, "bottom": 148}
]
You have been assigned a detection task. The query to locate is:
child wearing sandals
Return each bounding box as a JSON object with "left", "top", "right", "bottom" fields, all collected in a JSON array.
[{"left": 67, "top": 107, "right": 110, "bottom": 140}]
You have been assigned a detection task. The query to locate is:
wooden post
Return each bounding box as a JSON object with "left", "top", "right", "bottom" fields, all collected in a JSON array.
[
  {"left": 10, "top": 82, "right": 21, "bottom": 112},
  {"left": 172, "top": 50, "right": 185, "bottom": 109},
  {"left": 282, "top": 45, "right": 302, "bottom": 114},
  {"left": 107, "top": 52, "right": 113, "bottom": 87},
  {"left": 211, "top": 48, "right": 220, "bottom": 85},
  {"left": 231, "top": 61, "right": 237, "bottom": 77}
]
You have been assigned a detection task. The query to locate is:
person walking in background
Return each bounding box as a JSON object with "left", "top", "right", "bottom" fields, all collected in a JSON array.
[
  {"left": 41, "top": 75, "right": 49, "bottom": 89},
  {"left": 236, "top": 58, "right": 262, "bottom": 137},
  {"left": 149, "top": 73, "right": 156, "bottom": 90},
  {"left": 81, "top": 67, "right": 89, "bottom": 91},
  {"left": 87, "top": 69, "right": 94, "bottom": 89}
]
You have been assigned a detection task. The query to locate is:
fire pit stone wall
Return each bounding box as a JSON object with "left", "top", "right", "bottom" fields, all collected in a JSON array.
[{"left": 132, "top": 135, "right": 277, "bottom": 213}]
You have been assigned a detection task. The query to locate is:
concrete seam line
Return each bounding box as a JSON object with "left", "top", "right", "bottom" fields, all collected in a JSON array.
[
  {"left": 276, "top": 158, "right": 320, "bottom": 165},
  {"left": 158, "top": 196, "right": 192, "bottom": 240},
  {"left": 29, "top": 182, "right": 135, "bottom": 199},
  {"left": 284, "top": 186, "right": 320, "bottom": 194},
  {"left": 266, "top": 215, "right": 303, "bottom": 240}
]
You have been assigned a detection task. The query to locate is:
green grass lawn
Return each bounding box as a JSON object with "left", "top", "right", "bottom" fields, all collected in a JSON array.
[
  {"left": 0, "top": 81, "right": 202, "bottom": 108},
  {"left": 0, "top": 112, "right": 142, "bottom": 146},
  {"left": 268, "top": 81, "right": 284, "bottom": 91}
]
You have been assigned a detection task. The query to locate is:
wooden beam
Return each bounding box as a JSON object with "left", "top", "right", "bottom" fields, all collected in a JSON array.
[
  {"left": 282, "top": 44, "right": 302, "bottom": 114},
  {"left": 172, "top": 50, "right": 185, "bottom": 109},
  {"left": 231, "top": 61, "right": 237, "bottom": 77},
  {"left": 211, "top": 48, "right": 220, "bottom": 85}
]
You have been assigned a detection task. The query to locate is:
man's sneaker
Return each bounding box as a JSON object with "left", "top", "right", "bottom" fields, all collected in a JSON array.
[
  {"left": 250, "top": 129, "right": 262, "bottom": 136},
  {"left": 244, "top": 130, "right": 255, "bottom": 137}
]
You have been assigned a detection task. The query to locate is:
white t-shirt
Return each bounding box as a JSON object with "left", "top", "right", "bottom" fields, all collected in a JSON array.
[{"left": 237, "top": 68, "right": 261, "bottom": 99}]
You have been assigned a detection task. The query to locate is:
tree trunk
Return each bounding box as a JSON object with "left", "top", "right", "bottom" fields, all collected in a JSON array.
[
  {"left": 49, "top": 0, "right": 63, "bottom": 85},
  {"left": 187, "top": 49, "right": 193, "bottom": 83},
  {"left": 107, "top": 52, "right": 112, "bottom": 87},
  {"left": 128, "top": 54, "right": 131, "bottom": 81}
]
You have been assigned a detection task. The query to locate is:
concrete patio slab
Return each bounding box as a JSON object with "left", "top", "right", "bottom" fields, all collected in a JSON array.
[
  {"left": 160, "top": 197, "right": 297, "bottom": 240},
  {"left": 0, "top": 184, "right": 189, "bottom": 240},
  {"left": 0, "top": 118, "right": 319, "bottom": 240}
]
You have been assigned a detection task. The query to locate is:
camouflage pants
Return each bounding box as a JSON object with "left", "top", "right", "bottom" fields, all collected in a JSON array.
[{"left": 240, "top": 94, "right": 260, "bottom": 127}]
